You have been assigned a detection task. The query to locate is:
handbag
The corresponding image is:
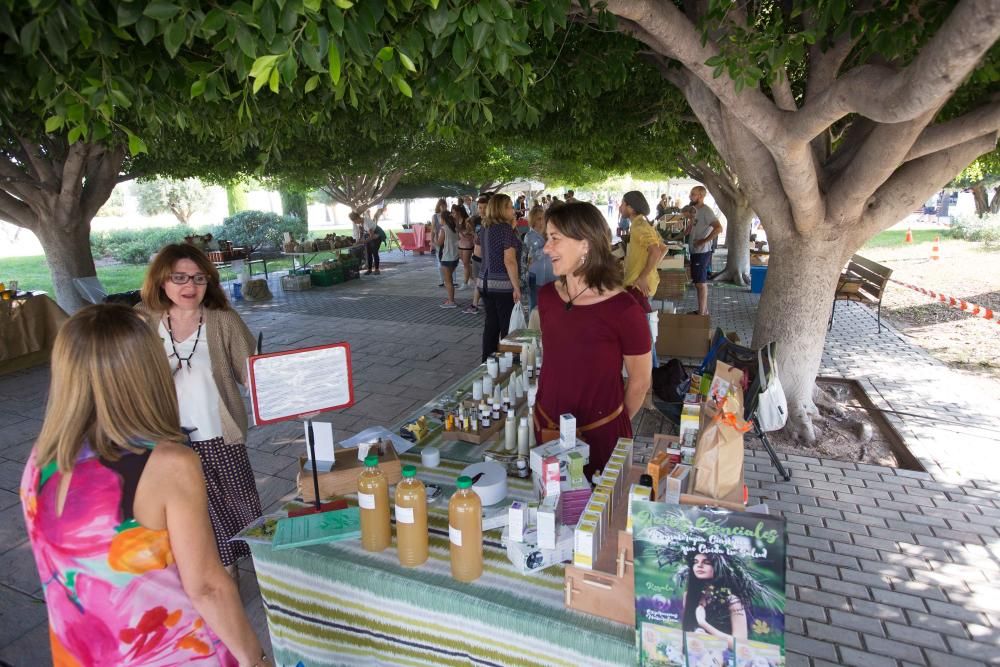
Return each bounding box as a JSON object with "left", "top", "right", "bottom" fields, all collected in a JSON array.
[
  {"left": 507, "top": 304, "right": 527, "bottom": 334},
  {"left": 755, "top": 342, "right": 788, "bottom": 432}
]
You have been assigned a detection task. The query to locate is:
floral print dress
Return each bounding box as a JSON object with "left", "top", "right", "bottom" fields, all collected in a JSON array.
[{"left": 20, "top": 444, "right": 237, "bottom": 666}]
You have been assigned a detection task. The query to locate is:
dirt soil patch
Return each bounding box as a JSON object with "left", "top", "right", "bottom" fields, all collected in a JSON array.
[
  {"left": 766, "top": 379, "right": 904, "bottom": 468},
  {"left": 862, "top": 234, "right": 1000, "bottom": 383}
]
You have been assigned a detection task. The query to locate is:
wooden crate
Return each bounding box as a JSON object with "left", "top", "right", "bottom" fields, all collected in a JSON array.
[
  {"left": 281, "top": 274, "right": 312, "bottom": 291},
  {"left": 297, "top": 441, "right": 402, "bottom": 501}
]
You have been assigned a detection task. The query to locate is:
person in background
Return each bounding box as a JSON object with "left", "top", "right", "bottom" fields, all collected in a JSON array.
[
  {"left": 536, "top": 202, "right": 652, "bottom": 477},
  {"left": 361, "top": 208, "right": 387, "bottom": 275},
  {"left": 565, "top": 190, "right": 577, "bottom": 203},
  {"left": 464, "top": 195, "right": 475, "bottom": 217},
  {"left": 21, "top": 304, "right": 268, "bottom": 666},
  {"left": 432, "top": 198, "right": 449, "bottom": 287},
  {"left": 620, "top": 191, "right": 667, "bottom": 367},
  {"left": 656, "top": 194, "right": 671, "bottom": 219},
  {"left": 523, "top": 205, "right": 556, "bottom": 314},
  {"left": 463, "top": 193, "right": 491, "bottom": 315},
  {"left": 514, "top": 194, "right": 527, "bottom": 213},
  {"left": 138, "top": 244, "right": 262, "bottom": 575},
  {"left": 687, "top": 186, "right": 723, "bottom": 315},
  {"left": 453, "top": 203, "right": 475, "bottom": 290},
  {"left": 437, "top": 210, "right": 461, "bottom": 309},
  {"left": 474, "top": 193, "right": 521, "bottom": 359}
]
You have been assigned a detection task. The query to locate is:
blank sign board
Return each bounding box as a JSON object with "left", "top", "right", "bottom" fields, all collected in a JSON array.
[{"left": 248, "top": 343, "right": 354, "bottom": 424}]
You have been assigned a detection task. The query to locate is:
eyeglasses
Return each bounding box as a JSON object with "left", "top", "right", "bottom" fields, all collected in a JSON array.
[{"left": 169, "top": 273, "right": 209, "bottom": 285}]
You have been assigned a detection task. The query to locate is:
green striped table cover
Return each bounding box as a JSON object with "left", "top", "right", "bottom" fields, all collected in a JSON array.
[{"left": 250, "top": 362, "right": 635, "bottom": 667}]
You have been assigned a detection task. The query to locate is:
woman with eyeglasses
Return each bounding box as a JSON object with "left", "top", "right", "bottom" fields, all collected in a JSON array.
[{"left": 138, "top": 244, "right": 262, "bottom": 577}]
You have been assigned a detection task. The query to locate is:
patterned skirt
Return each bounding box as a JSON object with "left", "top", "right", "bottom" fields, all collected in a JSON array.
[{"left": 189, "top": 437, "right": 262, "bottom": 567}]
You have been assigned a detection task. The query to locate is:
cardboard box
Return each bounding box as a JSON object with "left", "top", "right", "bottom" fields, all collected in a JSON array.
[
  {"left": 656, "top": 313, "right": 711, "bottom": 359},
  {"left": 657, "top": 253, "right": 684, "bottom": 270}
]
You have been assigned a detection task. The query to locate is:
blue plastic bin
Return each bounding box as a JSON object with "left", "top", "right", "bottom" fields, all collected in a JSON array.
[{"left": 750, "top": 265, "right": 768, "bottom": 294}]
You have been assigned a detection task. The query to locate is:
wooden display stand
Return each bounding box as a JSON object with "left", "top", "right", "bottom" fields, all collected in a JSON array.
[
  {"left": 297, "top": 441, "right": 402, "bottom": 501},
  {"left": 439, "top": 395, "right": 526, "bottom": 444},
  {"left": 564, "top": 434, "right": 746, "bottom": 627}
]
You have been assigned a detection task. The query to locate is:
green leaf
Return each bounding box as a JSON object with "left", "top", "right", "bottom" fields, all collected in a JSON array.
[
  {"left": 472, "top": 22, "right": 489, "bottom": 51},
  {"left": 127, "top": 132, "right": 148, "bottom": 156},
  {"left": 67, "top": 125, "right": 84, "bottom": 144},
  {"left": 164, "top": 19, "right": 186, "bottom": 58},
  {"left": 398, "top": 51, "right": 417, "bottom": 72},
  {"left": 333, "top": 0, "right": 354, "bottom": 8},
  {"left": 328, "top": 41, "right": 342, "bottom": 84},
  {"left": 44, "top": 116, "right": 64, "bottom": 133},
  {"left": 236, "top": 26, "right": 256, "bottom": 59},
  {"left": 326, "top": 6, "right": 345, "bottom": 35},
  {"left": 427, "top": 4, "right": 448, "bottom": 35},
  {"left": 202, "top": 9, "right": 226, "bottom": 34},
  {"left": 395, "top": 76, "right": 412, "bottom": 98},
  {"left": 304, "top": 0, "right": 322, "bottom": 11},
  {"left": 705, "top": 54, "right": 725, "bottom": 67},
  {"left": 19, "top": 18, "right": 40, "bottom": 54},
  {"left": 482, "top": 104, "right": 493, "bottom": 123},
  {"left": 268, "top": 67, "right": 280, "bottom": 93},
  {"left": 136, "top": 16, "right": 156, "bottom": 44},
  {"left": 190, "top": 79, "right": 206, "bottom": 98},
  {"left": 117, "top": 3, "right": 143, "bottom": 28},
  {"left": 305, "top": 74, "right": 320, "bottom": 92},
  {"left": 377, "top": 46, "right": 394, "bottom": 61},
  {"left": 452, "top": 36, "right": 467, "bottom": 67},
  {"left": 250, "top": 54, "right": 281, "bottom": 80},
  {"left": 143, "top": 1, "right": 182, "bottom": 22}
]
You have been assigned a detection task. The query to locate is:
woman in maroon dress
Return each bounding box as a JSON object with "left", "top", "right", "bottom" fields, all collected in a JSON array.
[{"left": 534, "top": 202, "right": 653, "bottom": 477}]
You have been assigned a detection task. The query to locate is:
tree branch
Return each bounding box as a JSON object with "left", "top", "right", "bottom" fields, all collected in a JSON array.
[
  {"left": 905, "top": 100, "right": 1000, "bottom": 161},
  {"left": 771, "top": 68, "right": 797, "bottom": 111},
  {"left": 857, "top": 133, "right": 1000, "bottom": 241},
  {"left": 789, "top": 0, "right": 1000, "bottom": 141},
  {"left": 805, "top": 28, "right": 857, "bottom": 103},
  {"left": 0, "top": 188, "right": 35, "bottom": 229}
]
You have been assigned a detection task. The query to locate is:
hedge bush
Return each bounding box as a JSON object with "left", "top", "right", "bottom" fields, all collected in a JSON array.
[
  {"left": 218, "top": 210, "right": 307, "bottom": 252},
  {"left": 91, "top": 225, "right": 200, "bottom": 264},
  {"left": 950, "top": 214, "right": 1000, "bottom": 246}
]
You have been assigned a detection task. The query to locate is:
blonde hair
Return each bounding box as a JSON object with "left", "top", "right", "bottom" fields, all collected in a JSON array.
[
  {"left": 35, "top": 304, "right": 187, "bottom": 472},
  {"left": 142, "top": 244, "right": 230, "bottom": 312},
  {"left": 483, "top": 194, "right": 513, "bottom": 227}
]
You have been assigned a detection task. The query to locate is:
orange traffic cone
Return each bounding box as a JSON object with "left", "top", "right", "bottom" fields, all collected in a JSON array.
[
  {"left": 905, "top": 228, "right": 913, "bottom": 243},
  {"left": 930, "top": 236, "right": 940, "bottom": 261}
]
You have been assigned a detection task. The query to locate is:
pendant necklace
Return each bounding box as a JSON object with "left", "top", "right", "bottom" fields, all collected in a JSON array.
[
  {"left": 165, "top": 309, "right": 204, "bottom": 375},
  {"left": 564, "top": 284, "right": 590, "bottom": 311}
]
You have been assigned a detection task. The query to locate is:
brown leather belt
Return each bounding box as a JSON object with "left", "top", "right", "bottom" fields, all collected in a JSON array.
[{"left": 533, "top": 403, "right": 624, "bottom": 444}]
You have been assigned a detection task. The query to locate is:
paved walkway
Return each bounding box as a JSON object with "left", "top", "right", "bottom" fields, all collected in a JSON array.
[{"left": 1, "top": 251, "right": 998, "bottom": 666}]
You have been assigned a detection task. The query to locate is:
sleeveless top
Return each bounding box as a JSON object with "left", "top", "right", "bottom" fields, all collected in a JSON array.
[{"left": 20, "top": 444, "right": 237, "bottom": 666}]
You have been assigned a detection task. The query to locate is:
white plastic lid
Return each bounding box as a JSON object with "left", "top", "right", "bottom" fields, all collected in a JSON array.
[{"left": 421, "top": 447, "right": 440, "bottom": 468}]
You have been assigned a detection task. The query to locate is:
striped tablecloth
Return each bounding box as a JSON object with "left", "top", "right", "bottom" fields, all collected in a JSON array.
[{"left": 250, "top": 363, "right": 635, "bottom": 667}]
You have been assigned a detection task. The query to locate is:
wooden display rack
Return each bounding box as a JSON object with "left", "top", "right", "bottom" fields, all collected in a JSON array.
[
  {"left": 563, "top": 434, "right": 746, "bottom": 627},
  {"left": 439, "top": 395, "right": 527, "bottom": 444},
  {"left": 297, "top": 441, "right": 402, "bottom": 501}
]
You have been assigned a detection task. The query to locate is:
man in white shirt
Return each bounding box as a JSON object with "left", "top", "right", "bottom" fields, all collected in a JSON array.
[{"left": 687, "top": 186, "right": 723, "bottom": 316}]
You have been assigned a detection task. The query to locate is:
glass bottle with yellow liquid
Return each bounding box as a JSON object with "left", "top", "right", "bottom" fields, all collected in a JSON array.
[
  {"left": 394, "top": 465, "right": 428, "bottom": 567},
  {"left": 358, "top": 454, "right": 391, "bottom": 552},
  {"left": 448, "top": 475, "right": 483, "bottom": 582}
]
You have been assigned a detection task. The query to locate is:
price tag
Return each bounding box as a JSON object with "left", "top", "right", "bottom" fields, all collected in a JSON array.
[
  {"left": 358, "top": 492, "right": 376, "bottom": 510},
  {"left": 395, "top": 505, "right": 415, "bottom": 524}
]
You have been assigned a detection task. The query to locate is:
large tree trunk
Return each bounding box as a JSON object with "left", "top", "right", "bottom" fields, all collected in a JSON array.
[
  {"left": 751, "top": 234, "right": 848, "bottom": 444},
  {"left": 972, "top": 182, "right": 989, "bottom": 217},
  {"left": 713, "top": 199, "right": 753, "bottom": 286},
  {"left": 34, "top": 213, "right": 97, "bottom": 313}
]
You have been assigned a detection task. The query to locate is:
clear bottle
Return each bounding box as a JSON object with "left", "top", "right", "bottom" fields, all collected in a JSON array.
[
  {"left": 358, "top": 454, "right": 391, "bottom": 552},
  {"left": 448, "top": 475, "right": 483, "bottom": 582},
  {"left": 395, "top": 465, "right": 428, "bottom": 567}
]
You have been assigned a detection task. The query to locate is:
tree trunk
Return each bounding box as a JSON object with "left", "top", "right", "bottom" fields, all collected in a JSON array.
[
  {"left": 751, "top": 233, "right": 848, "bottom": 444},
  {"left": 712, "top": 200, "right": 753, "bottom": 286},
  {"left": 34, "top": 214, "right": 97, "bottom": 313},
  {"left": 990, "top": 187, "right": 1000, "bottom": 214},
  {"left": 972, "top": 182, "right": 988, "bottom": 217}
]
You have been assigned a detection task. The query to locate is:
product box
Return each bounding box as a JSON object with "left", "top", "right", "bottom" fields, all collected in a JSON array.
[
  {"left": 537, "top": 495, "right": 559, "bottom": 550},
  {"left": 506, "top": 525, "right": 574, "bottom": 574},
  {"left": 541, "top": 456, "right": 561, "bottom": 497},
  {"left": 664, "top": 465, "right": 691, "bottom": 504},
  {"left": 573, "top": 520, "right": 598, "bottom": 570},
  {"left": 626, "top": 483, "right": 653, "bottom": 534},
  {"left": 647, "top": 451, "right": 671, "bottom": 501},
  {"left": 560, "top": 413, "right": 577, "bottom": 447},
  {"left": 567, "top": 451, "right": 586, "bottom": 487},
  {"left": 530, "top": 438, "right": 591, "bottom": 476},
  {"left": 508, "top": 501, "right": 531, "bottom": 542},
  {"left": 656, "top": 313, "right": 711, "bottom": 359},
  {"left": 679, "top": 408, "right": 700, "bottom": 444},
  {"left": 482, "top": 504, "right": 509, "bottom": 531}
]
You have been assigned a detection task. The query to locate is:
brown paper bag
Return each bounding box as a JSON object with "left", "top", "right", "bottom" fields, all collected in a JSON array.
[{"left": 693, "top": 394, "right": 750, "bottom": 500}]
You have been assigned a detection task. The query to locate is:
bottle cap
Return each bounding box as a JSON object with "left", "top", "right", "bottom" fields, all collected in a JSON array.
[
  {"left": 401, "top": 464, "right": 417, "bottom": 478},
  {"left": 639, "top": 473, "right": 653, "bottom": 487},
  {"left": 364, "top": 454, "right": 379, "bottom": 467},
  {"left": 456, "top": 475, "right": 473, "bottom": 489}
]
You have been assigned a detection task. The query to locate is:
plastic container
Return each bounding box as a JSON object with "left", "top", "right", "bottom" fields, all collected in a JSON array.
[
  {"left": 750, "top": 265, "right": 768, "bottom": 294},
  {"left": 448, "top": 476, "right": 483, "bottom": 582},
  {"left": 358, "top": 455, "right": 391, "bottom": 552},
  {"left": 394, "top": 465, "right": 428, "bottom": 567}
]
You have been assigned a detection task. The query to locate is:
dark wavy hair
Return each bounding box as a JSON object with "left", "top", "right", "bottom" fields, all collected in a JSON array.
[
  {"left": 141, "top": 243, "right": 230, "bottom": 312},
  {"left": 544, "top": 201, "right": 621, "bottom": 293}
]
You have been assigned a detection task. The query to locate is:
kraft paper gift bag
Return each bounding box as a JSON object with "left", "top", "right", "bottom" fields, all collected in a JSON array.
[{"left": 693, "top": 395, "right": 750, "bottom": 500}]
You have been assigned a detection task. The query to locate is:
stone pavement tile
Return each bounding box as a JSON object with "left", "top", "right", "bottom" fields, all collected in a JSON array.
[
  {"left": 0, "top": 619, "right": 50, "bottom": 666},
  {"left": 0, "top": 418, "right": 43, "bottom": 452},
  {"left": 0, "top": 585, "right": 48, "bottom": 648},
  {"left": 0, "top": 488, "right": 18, "bottom": 511},
  {"left": 0, "top": 540, "right": 41, "bottom": 597},
  {"left": 0, "top": 439, "right": 34, "bottom": 464},
  {"left": 246, "top": 449, "right": 297, "bottom": 477},
  {"left": 0, "top": 503, "right": 27, "bottom": 555}
]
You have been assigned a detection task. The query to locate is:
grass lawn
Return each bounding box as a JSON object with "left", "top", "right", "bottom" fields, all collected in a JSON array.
[
  {"left": 862, "top": 228, "right": 952, "bottom": 249},
  {"left": 2, "top": 250, "right": 359, "bottom": 295}
]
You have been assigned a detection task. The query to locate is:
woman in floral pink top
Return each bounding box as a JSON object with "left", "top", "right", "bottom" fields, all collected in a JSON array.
[{"left": 20, "top": 305, "right": 267, "bottom": 666}]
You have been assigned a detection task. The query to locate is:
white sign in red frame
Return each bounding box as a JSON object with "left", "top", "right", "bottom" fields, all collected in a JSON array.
[{"left": 247, "top": 343, "right": 354, "bottom": 425}]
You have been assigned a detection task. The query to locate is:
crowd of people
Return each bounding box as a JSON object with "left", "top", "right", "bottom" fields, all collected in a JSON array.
[{"left": 17, "top": 185, "right": 720, "bottom": 663}]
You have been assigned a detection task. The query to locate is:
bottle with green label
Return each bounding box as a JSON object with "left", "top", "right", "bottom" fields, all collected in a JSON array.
[
  {"left": 448, "top": 475, "right": 483, "bottom": 582},
  {"left": 395, "top": 465, "right": 428, "bottom": 567},
  {"left": 358, "top": 455, "right": 390, "bottom": 552}
]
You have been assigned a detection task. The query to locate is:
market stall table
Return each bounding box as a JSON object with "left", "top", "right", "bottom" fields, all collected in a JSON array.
[
  {"left": 248, "top": 363, "right": 634, "bottom": 667},
  {"left": 0, "top": 293, "right": 68, "bottom": 375}
]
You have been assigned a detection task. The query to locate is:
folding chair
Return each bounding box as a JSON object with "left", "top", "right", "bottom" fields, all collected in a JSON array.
[
  {"left": 386, "top": 230, "right": 402, "bottom": 252},
  {"left": 701, "top": 329, "right": 791, "bottom": 481}
]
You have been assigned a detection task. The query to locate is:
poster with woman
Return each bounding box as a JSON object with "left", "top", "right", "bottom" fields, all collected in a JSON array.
[{"left": 632, "top": 503, "right": 786, "bottom": 667}]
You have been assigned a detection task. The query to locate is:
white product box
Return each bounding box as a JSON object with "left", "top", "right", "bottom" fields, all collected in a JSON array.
[{"left": 560, "top": 413, "right": 577, "bottom": 448}]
